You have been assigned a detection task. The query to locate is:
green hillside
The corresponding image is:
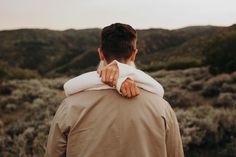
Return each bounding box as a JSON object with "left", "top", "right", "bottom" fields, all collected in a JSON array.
[{"left": 0, "top": 24, "right": 235, "bottom": 78}]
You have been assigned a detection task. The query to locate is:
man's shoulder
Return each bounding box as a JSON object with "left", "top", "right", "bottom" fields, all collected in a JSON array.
[
  {"left": 64, "top": 88, "right": 168, "bottom": 109},
  {"left": 61, "top": 88, "right": 174, "bottom": 125},
  {"left": 63, "top": 89, "right": 118, "bottom": 107}
]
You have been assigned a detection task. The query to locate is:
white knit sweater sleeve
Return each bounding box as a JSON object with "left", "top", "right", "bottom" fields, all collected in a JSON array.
[
  {"left": 63, "top": 61, "right": 164, "bottom": 97},
  {"left": 63, "top": 71, "right": 103, "bottom": 96},
  {"left": 115, "top": 61, "right": 164, "bottom": 97}
]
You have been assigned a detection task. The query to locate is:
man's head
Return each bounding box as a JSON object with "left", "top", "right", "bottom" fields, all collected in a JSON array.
[{"left": 98, "top": 23, "right": 138, "bottom": 65}]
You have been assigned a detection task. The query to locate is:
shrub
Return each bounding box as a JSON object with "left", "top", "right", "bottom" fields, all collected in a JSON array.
[
  {"left": 203, "top": 32, "right": 236, "bottom": 74},
  {"left": 0, "top": 78, "right": 66, "bottom": 156},
  {"left": 0, "top": 62, "right": 40, "bottom": 80},
  {"left": 0, "top": 84, "right": 15, "bottom": 95},
  {"left": 202, "top": 74, "right": 233, "bottom": 97},
  {"left": 5, "top": 104, "right": 17, "bottom": 112},
  {"left": 221, "top": 139, "right": 236, "bottom": 157},
  {"left": 165, "top": 59, "right": 202, "bottom": 70},
  {"left": 176, "top": 106, "right": 236, "bottom": 152},
  {"left": 182, "top": 67, "right": 210, "bottom": 81},
  {"left": 187, "top": 81, "right": 203, "bottom": 91},
  {"left": 232, "top": 71, "right": 236, "bottom": 83},
  {"left": 213, "top": 93, "right": 236, "bottom": 108},
  {"left": 221, "top": 83, "right": 236, "bottom": 93},
  {"left": 165, "top": 88, "right": 199, "bottom": 108},
  {"left": 8, "top": 68, "right": 40, "bottom": 80},
  {"left": 176, "top": 106, "right": 217, "bottom": 149}
]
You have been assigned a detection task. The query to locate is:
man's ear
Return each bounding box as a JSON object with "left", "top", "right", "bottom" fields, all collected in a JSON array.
[
  {"left": 97, "top": 48, "right": 108, "bottom": 65},
  {"left": 130, "top": 49, "right": 138, "bottom": 61}
]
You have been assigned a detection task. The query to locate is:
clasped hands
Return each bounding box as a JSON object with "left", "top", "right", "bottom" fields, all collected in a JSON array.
[{"left": 97, "top": 62, "right": 140, "bottom": 98}]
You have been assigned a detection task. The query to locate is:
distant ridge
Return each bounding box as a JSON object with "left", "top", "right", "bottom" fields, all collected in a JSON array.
[{"left": 0, "top": 24, "right": 235, "bottom": 78}]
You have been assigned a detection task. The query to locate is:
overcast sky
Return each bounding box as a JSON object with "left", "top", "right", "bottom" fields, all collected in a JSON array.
[{"left": 0, "top": 0, "right": 236, "bottom": 30}]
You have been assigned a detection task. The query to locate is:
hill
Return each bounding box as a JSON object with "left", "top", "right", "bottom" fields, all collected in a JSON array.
[{"left": 0, "top": 24, "right": 235, "bottom": 78}]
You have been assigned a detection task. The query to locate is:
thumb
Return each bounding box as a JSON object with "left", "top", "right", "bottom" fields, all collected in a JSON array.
[{"left": 97, "top": 69, "right": 101, "bottom": 76}]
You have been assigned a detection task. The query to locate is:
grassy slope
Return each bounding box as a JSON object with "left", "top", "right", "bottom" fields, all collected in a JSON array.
[
  {"left": 1, "top": 67, "right": 236, "bottom": 156},
  {"left": 0, "top": 25, "right": 232, "bottom": 78}
]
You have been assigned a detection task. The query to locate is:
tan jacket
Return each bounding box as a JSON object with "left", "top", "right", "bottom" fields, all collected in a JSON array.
[{"left": 45, "top": 89, "right": 184, "bottom": 157}]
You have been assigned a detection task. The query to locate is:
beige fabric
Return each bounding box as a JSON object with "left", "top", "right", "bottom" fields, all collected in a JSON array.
[{"left": 45, "top": 89, "right": 184, "bottom": 157}]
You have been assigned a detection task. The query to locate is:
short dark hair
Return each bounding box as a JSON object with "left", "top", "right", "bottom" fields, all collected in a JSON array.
[{"left": 101, "top": 23, "right": 137, "bottom": 62}]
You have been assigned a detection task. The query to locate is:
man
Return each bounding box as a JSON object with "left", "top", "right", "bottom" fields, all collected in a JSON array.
[{"left": 45, "top": 23, "right": 184, "bottom": 157}]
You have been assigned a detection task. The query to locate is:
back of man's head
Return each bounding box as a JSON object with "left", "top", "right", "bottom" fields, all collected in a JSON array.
[{"left": 101, "top": 23, "right": 137, "bottom": 63}]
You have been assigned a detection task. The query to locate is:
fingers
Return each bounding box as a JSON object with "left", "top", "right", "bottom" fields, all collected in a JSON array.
[
  {"left": 132, "top": 81, "right": 140, "bottom": 96},
  {"left": 98, "top": 62, "right": 140, "bottom": 99},
  {"left": 112, "top": 71, "right": 119, "bottom": 87},
  {"left": 129, "top": 81, "right": 139, "bottom": 98},
  {"left": 104, "top": 68, "right": 111, "bottom": 86},
  {"left": 100, "top": 64, "right": 119, "bottom": 87},
  {"left": 121, "top": 79, "right": 140, "bottom": 99},
  {"left": 130, "top": 82, "right": 136, "bottom": 96},
  {"left": 135, "top": 85, "right": 140, "bottom": 95},
  {"left": 126, "top": 84, "right": 132, "bottom": 98},
  {"left": 106, "top": 67, "right": 116, "bottom": 86},
  {"left": 121, "top": 84, "right": 127, "bottom": 97},
  {"left": 97, "top": 69, "right": 101, "bottom": 76},
  {"left": 101, "top": 69, "right": 106, "bottom": 82}
]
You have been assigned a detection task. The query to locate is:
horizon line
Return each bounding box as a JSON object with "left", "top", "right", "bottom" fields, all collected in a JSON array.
[{"left": 0, "top": 23, "right": 235, "bottom": 32}]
